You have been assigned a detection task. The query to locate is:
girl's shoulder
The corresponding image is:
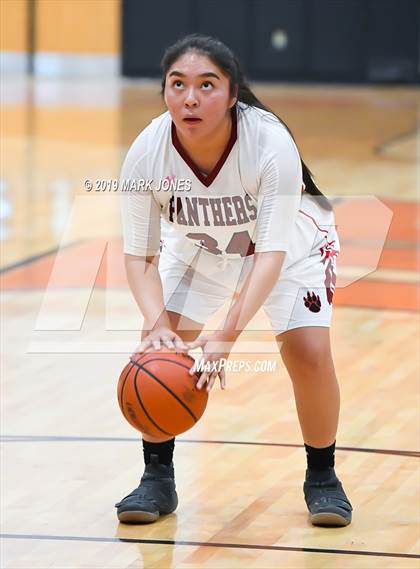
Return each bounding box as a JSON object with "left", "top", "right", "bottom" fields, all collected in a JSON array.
[
  {"left": 237, "top": 103, "right": 296, "bottom": 149},
  {"left": 236, "top": 103, "right": 299, "bottom": 166},
  {"left": 237, "top": 102, "right": 287, "bottom": 129}
]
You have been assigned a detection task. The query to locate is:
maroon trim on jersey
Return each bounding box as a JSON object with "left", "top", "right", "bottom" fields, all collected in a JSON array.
[
  {"left": 171, "top": 106, "right": 237, "bottom": 188},
  {"left": 298, "top": 209, "right": 330, "bottom": 234}
]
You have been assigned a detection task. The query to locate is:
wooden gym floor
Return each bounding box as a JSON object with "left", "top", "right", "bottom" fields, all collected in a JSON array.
[{"left": 1, "top": 77, "right": 419, "bottom": 568}]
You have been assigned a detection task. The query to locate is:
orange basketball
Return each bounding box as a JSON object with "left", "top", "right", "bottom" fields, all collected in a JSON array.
[{"left": 117, "top": 351, "right": 208, "bottom": 437}]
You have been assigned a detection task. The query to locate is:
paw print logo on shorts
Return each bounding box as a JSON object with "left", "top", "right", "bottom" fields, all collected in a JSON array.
[{"left": 303, "top": 291, "right": 322, "bottom": 313}]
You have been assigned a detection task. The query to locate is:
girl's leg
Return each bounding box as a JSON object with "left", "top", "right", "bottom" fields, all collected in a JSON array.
[
  {"left": 116, "top": 311, "right": 204, "bottom": 523},
  {"left": 275, "top": 325, "right": 352, "bottom": 526},
  {"left": 275, "top": 326, "right": 339, "bottom": 447}
]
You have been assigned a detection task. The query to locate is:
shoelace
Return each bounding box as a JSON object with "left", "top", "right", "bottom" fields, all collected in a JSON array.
[
  {"left": 306, "top": 483, "right": 352, "bottom": 511},
  {"left": 115, "top": 475, "right": 172, "bottom": 507},
  {"left": 115, "top": 487, "right": 158, "bottom": 507}
]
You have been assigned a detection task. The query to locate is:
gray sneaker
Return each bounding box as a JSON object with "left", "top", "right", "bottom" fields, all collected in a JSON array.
[
  {"left": 115, "top": 454, "right": 178, "bottom": 523},
  {"left": 304, "top": 467, "right": 352, "bottom": 526}
]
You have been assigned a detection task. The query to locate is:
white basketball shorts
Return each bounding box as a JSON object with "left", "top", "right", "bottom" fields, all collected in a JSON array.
[{"left": 158, "top": 193, "right": 340, "bottom": 335}]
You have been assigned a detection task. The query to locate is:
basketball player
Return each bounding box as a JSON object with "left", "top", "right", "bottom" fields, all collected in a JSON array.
[{"left": 115, "top": 35, "right": 352, "bottom": 527}]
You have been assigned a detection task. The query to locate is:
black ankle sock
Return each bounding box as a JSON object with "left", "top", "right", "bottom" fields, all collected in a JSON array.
[
  {"left": 143, "top": 438, "right": 175, "bottom": 466},
  {"left": 305, "top": 441, "right": 335, "bottom": 471}
]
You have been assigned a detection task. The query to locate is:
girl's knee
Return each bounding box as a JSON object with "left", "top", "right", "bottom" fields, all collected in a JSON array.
[{"left": 277, "top": 328, "right": 333, "bottom": 374}]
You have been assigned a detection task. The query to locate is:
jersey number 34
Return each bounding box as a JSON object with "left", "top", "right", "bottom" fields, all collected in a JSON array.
[{"left": 186, "top": 230, "right": 255, "bottom": 257}]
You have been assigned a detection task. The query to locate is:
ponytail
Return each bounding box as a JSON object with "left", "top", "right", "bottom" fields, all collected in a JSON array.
[{"left": 236, "top": 82, "right": 332, "bottom": 211}]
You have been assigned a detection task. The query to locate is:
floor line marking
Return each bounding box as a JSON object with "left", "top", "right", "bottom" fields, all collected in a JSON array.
[
  {"left": 1, "top": 435, "right": 418, "bottom": 458},
  {"left": 1, "top": 533, "right": 419, "bottom": 559}
]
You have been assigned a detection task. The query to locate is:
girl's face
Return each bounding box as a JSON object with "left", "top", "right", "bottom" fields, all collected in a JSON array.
[{"left": 164, "top": 51, "right": 237, "bottom": 141}]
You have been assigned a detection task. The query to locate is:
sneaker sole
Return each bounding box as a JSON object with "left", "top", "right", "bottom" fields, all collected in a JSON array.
[
  {"left": 117, "top": 510, "right": 159, "bottom": 524},
  {"left": 310, "top": 512, "right": 351, "bottom": 527}
]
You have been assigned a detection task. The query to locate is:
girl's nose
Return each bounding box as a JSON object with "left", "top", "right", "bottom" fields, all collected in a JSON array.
[{"left": 184, "top": 88, "right": 199, "bottom": 107}]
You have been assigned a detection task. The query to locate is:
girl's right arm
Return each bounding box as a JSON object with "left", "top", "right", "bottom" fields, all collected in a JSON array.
[
  {"left": 124, "top": 253, "right": 189, "bottom": 353},
  {"left": 119, "top": 131, "right": 188, "bottom": 353}
]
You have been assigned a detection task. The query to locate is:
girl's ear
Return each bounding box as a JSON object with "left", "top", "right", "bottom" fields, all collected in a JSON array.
[
  {"left": 229, "top": 96, "right": 238, "bottom": 109},
  {"left": 229, "top": 86, "right": 238, "bottom": 108}
]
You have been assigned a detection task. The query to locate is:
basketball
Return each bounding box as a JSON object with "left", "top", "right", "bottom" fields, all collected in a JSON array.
[{"left": 117, "top": 351, "right": 208, "bottom": 437}]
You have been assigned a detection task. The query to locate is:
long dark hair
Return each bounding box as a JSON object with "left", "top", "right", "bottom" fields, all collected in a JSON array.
[{"left": 160, "top": 34, "right": 332, "bottom": 211}]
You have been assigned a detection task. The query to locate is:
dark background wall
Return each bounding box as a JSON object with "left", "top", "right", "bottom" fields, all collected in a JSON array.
[{"left": 122, "top": 0, "right": 420, "bottom": 83}]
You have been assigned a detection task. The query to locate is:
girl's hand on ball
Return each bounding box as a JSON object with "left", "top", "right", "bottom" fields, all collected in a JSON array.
[
  {"left": 187, "top": 332, "right": 235, "bottom": 392},
  {"left": 133, "top": 326, "right": 189, "bottom": 355}
]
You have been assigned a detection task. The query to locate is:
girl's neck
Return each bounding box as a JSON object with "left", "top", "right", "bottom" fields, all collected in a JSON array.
[{"left": 176, "top": 111, "right": 233, "bottom": 165}]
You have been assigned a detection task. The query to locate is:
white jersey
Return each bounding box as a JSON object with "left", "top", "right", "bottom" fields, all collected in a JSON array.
[{"left": 120, "top": 102, "right": 304, "bottom": 263}]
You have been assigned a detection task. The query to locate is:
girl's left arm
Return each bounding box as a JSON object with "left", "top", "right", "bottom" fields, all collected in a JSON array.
[
  {"left": 218, "top": 123, "right": 304, "bottom": 341},
  {"left": 215, "top": 250, "right": 286, "bottom": 343},
  {"left": 187, "top": 251, "right": 286, "bottom": 392}
]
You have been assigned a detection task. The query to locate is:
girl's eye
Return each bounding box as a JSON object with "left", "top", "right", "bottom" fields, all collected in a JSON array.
[
  {"left": 201, "top": 81, "right": 213, "bottom": 90},
  {"left": 173, "top": 81, "right": 183, "bottom": 89}
]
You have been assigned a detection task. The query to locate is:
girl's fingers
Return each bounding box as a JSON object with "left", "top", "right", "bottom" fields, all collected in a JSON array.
[
  {"left": 206, "top": 373, "right": 217, "bottom": 392},
  {"left": 220, "top": 369, "right": 226, "bottom": 390},
  {"left": 135, "top": 334, "right": 192, "bottom": 355},
  {"left": 174, "top": 337, "right": 189, "bottom": 351},
  {"left": 163, "top": 337, "right": 175, "bottom": 349},
  {"left": 135, "top": 338, "right": 151, "bottom": 353},
  {"left": 196, "top": 371, "right": 209, "bottom": 390},
  {"left": 192, "top": 360, "right": 227, "bottom": 391},
  {"left": 187, "top": 337, "right": 206, "bottom": 349}
]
